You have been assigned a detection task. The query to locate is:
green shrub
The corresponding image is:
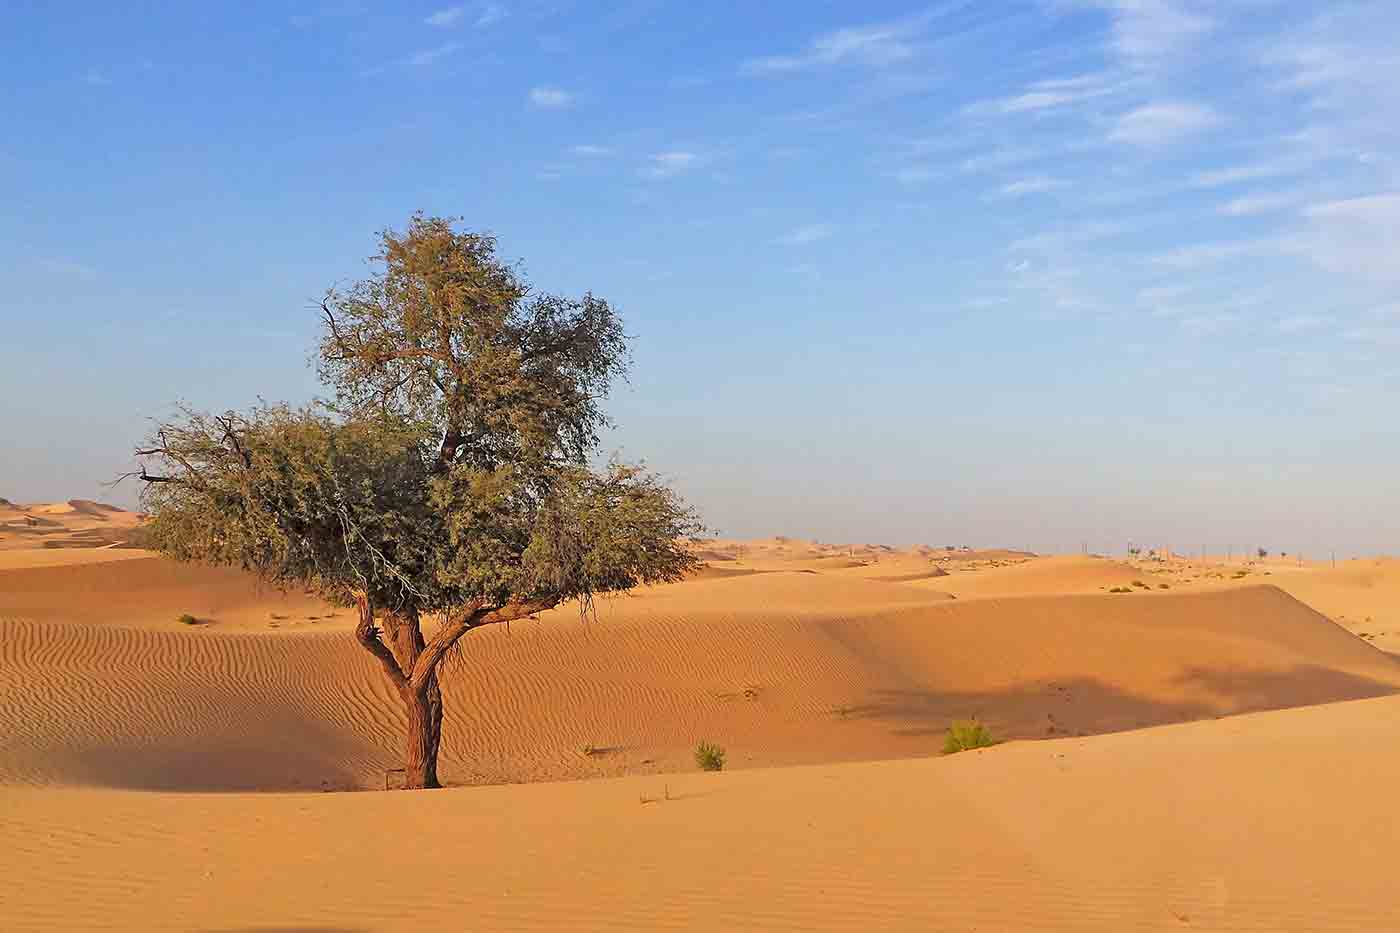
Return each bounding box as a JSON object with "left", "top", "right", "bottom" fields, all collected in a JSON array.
[
  {"left": 177, "top": 613, "right": 202, "bottom": 625},
  {"left": 943, "top": 720, "right": 997, "bottom": 754},
  {"left": 694, "top": 741, "right": 726, "bottom": 771}
]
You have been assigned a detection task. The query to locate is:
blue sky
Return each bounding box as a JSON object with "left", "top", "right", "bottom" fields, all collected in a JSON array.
[{"left": 3, "top": 1, "right": 1398, "bottom": 555}]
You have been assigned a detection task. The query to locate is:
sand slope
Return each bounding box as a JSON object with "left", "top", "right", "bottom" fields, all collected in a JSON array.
[
  {"left": 4, "top": 694, "right": 1400, "bottom": 931},
  {"left": 3, "top": 554, "right": 1397, "bottom": 790}
]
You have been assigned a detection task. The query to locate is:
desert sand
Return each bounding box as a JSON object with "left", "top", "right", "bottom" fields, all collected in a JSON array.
[{"left": 4, "top": 510, "right": 1400, "bottom": 929}]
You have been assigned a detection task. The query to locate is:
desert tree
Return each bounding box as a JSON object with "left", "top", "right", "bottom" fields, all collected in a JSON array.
[{"left": 130, "top": 214, "right": 702, "bottom": 788}]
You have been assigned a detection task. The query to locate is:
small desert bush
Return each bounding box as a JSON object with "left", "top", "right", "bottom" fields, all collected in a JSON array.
[
  {"left": 943, "top": 720, "right": 997, "bottom": 754},
  {"left": 694, "top": 741, "right": 726, "bottom": 772},
  {"left": 177, "top": 613, "right": 202, "bottom": 626},
  {"left": 1132, "top": 580, "right": 1149, "bottom": 589},
  {"left": 1108, "top": 586, "right": 1133, "bottom": 594}
]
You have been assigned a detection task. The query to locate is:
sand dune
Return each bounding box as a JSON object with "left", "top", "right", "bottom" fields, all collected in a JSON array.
[
  {"left": 5, "top": 540, "right": 1400, "bottom": 930},
  {"left": 4, "top": 694, "right": 1400, "bottom": 931},
  {"left": 0, "top": 499, "right": 142, "bottom": 551},
  {"left": 3, "top": 549, "right": 1396, "bottom": 792}
]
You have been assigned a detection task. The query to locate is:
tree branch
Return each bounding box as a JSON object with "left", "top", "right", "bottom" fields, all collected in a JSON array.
[
  {"left": 353, "top": 593, "right": 408, "bottom": 689},
  {"left": 408, "top": 598, "right": 558, "bottom": 694}
]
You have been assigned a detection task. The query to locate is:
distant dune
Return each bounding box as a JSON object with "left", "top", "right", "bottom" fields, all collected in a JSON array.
[{"left": 0, "top": 499, "right": 143, "bottom": 553}]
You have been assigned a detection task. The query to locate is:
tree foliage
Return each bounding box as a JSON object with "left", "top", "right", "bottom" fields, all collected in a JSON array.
[{"left": 131, "top": 214, "right": 702, "bottom": 788}]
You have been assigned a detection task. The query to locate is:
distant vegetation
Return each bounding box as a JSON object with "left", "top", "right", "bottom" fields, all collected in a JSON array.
[
  {"left": 943, "top": 721, "right": 997, "bottom": 754},
  {"left": 176, "top": 614, "right": 202, "bottom": 626}
]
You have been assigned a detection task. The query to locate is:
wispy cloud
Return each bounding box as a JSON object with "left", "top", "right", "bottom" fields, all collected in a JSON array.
[
  {"left": 425, "top": 5, "right": 467, "bottom": 26},
  {"left": 1076, "top": 0, "right": 1214, "bottom": 68},
  {"left": 475, "top": 3, "right": 506, "bottom": 27},
  {"left": 1303, "top": 192, "right": 1400, "bottom": 281},
  {"left": 774, "top": 223, "right": 836, "bottom": 245},
  {"left": 960, "top": 147, "right": 1040, "bottom": 174},
  {"left": 1219, "top": 192, "right": 1306, "bottom": 216},
  {"left": 891, "top": 166, "right": 943, "bottom": 186},
  {"left": 1109, "top": 101, "right": 1220, "bottom": 145},
  {"left": 970, "top": 73, "right": 1118, "bottom": 114},
  {"left": 1152, "top": 235, "right": 1302, "bottom": 269},
  {"left": 1189, "top": 156, "right": 1312, "bottom": 189},
  {"left": 743, "top": 15, "right": 923, "bottom": 74},
  {"left": 426, "top": 3, "right": 505, "bottom": 28},
  {"left": 998, "top": 176, "right": 1068, "bottom": 197},
  {"left": 570, "top": 144, "right": 613, "bottom": 157},
  {"left": 644, "top": 151, "right": 698, "bottom": 179},
  {"left": 529, "top": 86, "right": 573, "bottom": 108},
  {"left": 405, "top": 42, "right": 463, "bottom": 66}
]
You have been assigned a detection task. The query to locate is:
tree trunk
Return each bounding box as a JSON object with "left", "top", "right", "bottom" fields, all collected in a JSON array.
[
  {"left": 400, "top": 684, "right": 442, "bottom": 789},
  {"left": 381, "top": 609, "right": 445, "bottom": 790}
]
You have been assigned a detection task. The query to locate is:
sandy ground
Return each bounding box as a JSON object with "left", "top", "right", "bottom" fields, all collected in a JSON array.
[
  {"left": 4, "top": 513, "right": 1400, "bottom": 929},
  {"left": 4, "top": 696, "right": 1399, "bottom": 931}
]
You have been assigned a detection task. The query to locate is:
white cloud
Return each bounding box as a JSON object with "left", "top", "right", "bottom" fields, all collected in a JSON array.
[
  {"left": 970, "top": 73, "right": 1117, "bottom": 114},
  {"left": 425, "top": 5, "right": 467, "bottom": 26},
  {"left": 743, "top": 17, "right": 921, "bottom": 74},
  {"left": 405, "top": 42, "right": 463, "bottom": 66},
  {"left": 644, "top": 151, "right": 697, "bottom": 178},
  {"left": 1303, "top": 193, "right": 1400, "bottom": 281},
  {"left": 1189, "top": 156, "right": 1311, "bottom": 188},
  {"left": 960, "top": 147, "right": 1040, "bottom": 174},
  {"left": 1219, "top": 192, "right": 1305, "bottom": 216},
  {"left": 1076, "top": 0, "right": 1214, "bottom": 68},
  {"left": 570, "top": 144, "right": 613, "bottom": 157},
  {"left": 1011, "top": 221, "right": 1131, "bottom": 252},
  {"left": 426, "top": 3, "right": 504, "bottom": 28},
  {"left": 529, "top": 86, "right": 573, "bottom": 108},
  {"left": 999, "top": 176, "right": 1067, "bottom": 197},
  {"left": 475, "top": 3, "right": 506, "bottom": 27},
  {"left": 775, "top": 223, "right": 836, "bottom": 245},
  {"left": 1109, "top": 101, "right": 1220, "bottom": 145},
  {"left": 1152, "top": 235, "right": 1302, "bottom": 269}
]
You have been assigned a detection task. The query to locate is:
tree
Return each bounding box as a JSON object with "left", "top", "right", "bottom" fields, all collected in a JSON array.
[
  {"left": 1257, "top": 547, "right": 1269, "bottom": 559},
  {"left": 130, "top": 214, "right": 702, "bottom": 789}
]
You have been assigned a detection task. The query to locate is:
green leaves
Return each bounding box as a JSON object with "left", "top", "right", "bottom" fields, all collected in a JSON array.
[
  {"left": 135, "top": 214, "right": 699, "bottom": 620},
  {"left": 317, "top": 213, "right": 628, "bottom": 473}
]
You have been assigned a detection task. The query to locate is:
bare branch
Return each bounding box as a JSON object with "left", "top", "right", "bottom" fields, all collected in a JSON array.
[{"left": 353, "top": 593, "right": 407, "bottom": 689}]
